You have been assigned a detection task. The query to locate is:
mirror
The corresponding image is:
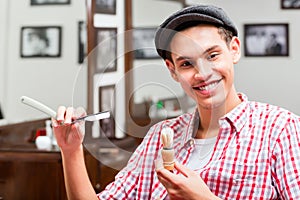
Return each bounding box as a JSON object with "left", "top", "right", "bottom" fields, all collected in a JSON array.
[
  {"left": 0, "top": 0, "right": 87, "bottom": 125},
  {"left": 130, "top": 0, "right": 195, "bottom": 119}
]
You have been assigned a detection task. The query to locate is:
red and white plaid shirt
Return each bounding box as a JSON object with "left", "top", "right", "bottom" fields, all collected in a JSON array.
[{"left": 98, "top": 93, "right": 300, "bottom": 199}]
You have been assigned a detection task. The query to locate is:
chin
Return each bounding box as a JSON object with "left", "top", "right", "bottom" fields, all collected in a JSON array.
[{"left": 197, "top": 95, "right": 226, "bottom": 110}]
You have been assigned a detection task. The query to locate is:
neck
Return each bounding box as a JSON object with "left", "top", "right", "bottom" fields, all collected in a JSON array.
[{"left": 195, "top": 91, "right": 241, "bottom": 139}]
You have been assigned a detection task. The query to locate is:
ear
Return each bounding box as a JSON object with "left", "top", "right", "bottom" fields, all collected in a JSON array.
[
  {"left": 230, "top": 37, "right": 241, "bottom": 64},
  {"left": 165, "top": 59, "right": 179, "bottom": 82}
]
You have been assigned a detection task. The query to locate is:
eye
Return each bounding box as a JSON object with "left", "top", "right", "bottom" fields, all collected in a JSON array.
[
  {"left": 207, "top": 52, "right": 219, "bottom": 60},
  {"left": 180, "top": 60, "right": 193, "bottom": 68}
]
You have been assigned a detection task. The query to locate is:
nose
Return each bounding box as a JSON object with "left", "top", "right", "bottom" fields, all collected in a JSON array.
[{"left": 194, "top": 58, "right": 213, "bottom": 80}]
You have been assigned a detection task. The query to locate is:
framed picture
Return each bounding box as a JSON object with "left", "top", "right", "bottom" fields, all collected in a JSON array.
[
  {"left": 133, "top": 27, "right": 159, "bottom": 59},
  {"left": 244, "top": 23, "right": 289, "bottom": 57},
  {"left": 78, "top": 21, "right": 87, "bottom": 63},
  {"left": 95, "top": 28, "right": 117, "bottom": 73},
  {"left": 94, "top": 0, "right": 116, "bottom": 14},
  {"left": 31, "top": 0, "right": 71, "bottom": 5},
  {"left": 20, "top": 26, "right": 62, "bottom": 58},
  {"left": 281, "top": 0, "right": 300, "bottom": 9},
  {"left": 99, "top": 85, "right": 115, "bottom": 138},
  {"left": 0, "top": 103, "right": 3, "bottom": 120}
]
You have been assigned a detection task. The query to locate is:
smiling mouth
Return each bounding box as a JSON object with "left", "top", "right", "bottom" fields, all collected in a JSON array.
[{"left": 193, "top": 79, "right": 222, "bottom": 91}]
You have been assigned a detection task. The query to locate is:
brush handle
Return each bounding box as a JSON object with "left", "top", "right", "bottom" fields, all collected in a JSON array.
[
  {"left": 161, "top": 148, "right": 175, "bottom": 171},
  {"left": 20, "top": 96, "right": 57, "bottom": 118}
]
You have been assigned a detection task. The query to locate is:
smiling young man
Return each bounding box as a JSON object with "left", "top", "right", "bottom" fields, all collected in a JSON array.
[
  {"left": 154, "top": 4, "right": 300, "bottom": 199},
  {"left": 53, "top": 4, "right": 300, "bottom": 200},
  {"left": 163, "top": 24, "right": 242, "bottom": 139}
]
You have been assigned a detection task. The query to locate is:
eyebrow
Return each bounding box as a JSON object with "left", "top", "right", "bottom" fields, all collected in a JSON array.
[{"left": 174, "top": 45, "right": 220, "bottom": 62}]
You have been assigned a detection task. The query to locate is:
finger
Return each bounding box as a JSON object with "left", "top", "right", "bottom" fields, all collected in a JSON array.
[
  {"left": 156, "top": 167, "right": 178, "bottom": 184},
  {"left": 74, "top": 107, "right": 86, "bottom": 118},
  {"left": 74, "top": 107, "right": 86, "bottom": 137},
  {"left": 174, "top": 162, "right": 192, "bottom": 177},
  {"left": 64, "top": 107, "right": 74, "bottom": 124},
  {"left": 157, "top": 172, "right": 173, "bottom": 189},
  {"left": 56, "top": 106, "right": 66, "bottom": 122},
  {"left": 51, "top": 117, "right": 58, "bottom": 127}
]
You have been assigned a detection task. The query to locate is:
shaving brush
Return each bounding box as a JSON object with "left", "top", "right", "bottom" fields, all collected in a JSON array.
[{"left": 161, "top": 127, "right": 175, "bottom": 171}]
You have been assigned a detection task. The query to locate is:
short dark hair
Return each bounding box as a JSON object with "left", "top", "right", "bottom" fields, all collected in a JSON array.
[
  {"left": 164, "top": 26, "right": 234, "bottom": 62},
  {"left": 155, "top": 4, "right": 238, "bottom": 60}
]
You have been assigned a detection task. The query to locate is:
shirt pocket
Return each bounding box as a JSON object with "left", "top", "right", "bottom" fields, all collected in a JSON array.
[
  {"left": 203, "top": 160, "right": 277, "bottom": 199},
  {"left": 205, "top": 160, "right": 256, "bottom": 185}
]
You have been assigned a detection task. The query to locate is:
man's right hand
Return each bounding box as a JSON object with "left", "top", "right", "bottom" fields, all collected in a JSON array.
[{"left": 52, "top": 106, "right": 86, "bottom": 153}]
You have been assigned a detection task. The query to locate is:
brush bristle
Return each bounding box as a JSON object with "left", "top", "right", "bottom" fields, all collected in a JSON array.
[{"left": 161, "top": 127, "right": 174, "bottom": 148}]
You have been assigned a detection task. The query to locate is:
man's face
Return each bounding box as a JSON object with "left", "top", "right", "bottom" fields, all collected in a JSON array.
[{"left": 166, "top": 25, "right": 241, "bottom": 110}]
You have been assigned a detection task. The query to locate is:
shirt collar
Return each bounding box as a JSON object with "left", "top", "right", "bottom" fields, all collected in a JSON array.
[
  {"left": 184, "top": 93, "right": 250, "bottom": 142},
  {"left": 222, "top": 93, "right": 250, "bottom": 133}
]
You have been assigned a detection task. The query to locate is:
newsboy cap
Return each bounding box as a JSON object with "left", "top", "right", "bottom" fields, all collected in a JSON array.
[{"left": 154, "top": 5, "right": 238, "bottom": 60}]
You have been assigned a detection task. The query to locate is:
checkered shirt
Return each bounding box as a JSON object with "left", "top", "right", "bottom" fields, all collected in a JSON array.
[{"left": 97, "top": 93, "right": 300, "bottom": 199}]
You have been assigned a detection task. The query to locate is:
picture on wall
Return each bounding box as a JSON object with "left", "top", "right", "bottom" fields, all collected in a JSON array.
[
  {"left": 20, "top": 26, "right": 62, "bottom": 58},
  {"left": 0, "top": 104, "right": 3, "bottom": 120},
  {"left": 78, "top": 21, "right": 87, "bottom": 63},
  {"left": 133, "top": 27, "right": 159, "bottom": 59},
  {"left": 94, "top": 0, "right": 116, "bottom": 14},
  {"left": 31, "top": 0, "right": 71, "bottom": 5},
  {"left": 244, "top": 23, "right": 289, "bottom": 57},
  {"left": 99, "top": 85, "right": 115, "bottom": 138},
  {"left": 281, "top": 0, "right": 300, "bottom": 9},
  {"left": 95, "top": 28, "right": 117, "bottom": 73}
]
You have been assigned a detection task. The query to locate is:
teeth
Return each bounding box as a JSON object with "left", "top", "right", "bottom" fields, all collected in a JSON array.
[{"left": 199, "top": 81, "right": 218, "bottom": 91}]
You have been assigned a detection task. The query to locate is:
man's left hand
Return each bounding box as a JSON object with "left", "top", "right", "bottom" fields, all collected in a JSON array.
[{"left": 156, "top": 162, "right": 221, "bottom": 200}]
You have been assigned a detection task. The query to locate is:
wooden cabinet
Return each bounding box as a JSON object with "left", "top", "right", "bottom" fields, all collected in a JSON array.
[
  {"left": 0, "top": 147, "right": 104, "bottom": 200},
  {"left": 0, "top": 118, "right": 138, "bottom": 199},
  {"left": 0, "top": 119, "right": 68, "bottom": 200},
  {"left": 0, "top": 150, "right": 67, "bottom": 200},
  {"left": 0, "top": 119, "right": 101, "bottom": 199}
]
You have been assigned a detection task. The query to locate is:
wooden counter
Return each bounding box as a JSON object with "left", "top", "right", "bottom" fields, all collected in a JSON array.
[
  {"left": 0, "top": 145, "right": 66, "bottom": 200},
  {"left": 0, "top": 119, "right": 138, "bottom": 199}
]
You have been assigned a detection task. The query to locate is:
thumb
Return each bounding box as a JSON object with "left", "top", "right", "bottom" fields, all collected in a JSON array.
[
  {"left": 174, "top": 162, "right": 194, "bottom": 177},
  {"left": 74, "top": 107, "right": 86, "bottom": 119}
]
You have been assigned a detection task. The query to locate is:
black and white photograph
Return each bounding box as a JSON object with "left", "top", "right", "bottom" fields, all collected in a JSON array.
[
  {"left": 133, "top": 27, "right": 159, "bottom": 59},
  {"left": 281, "top": 0, "right": 300, "bottom": 9},
  {"left": 99, "top": 85, "right": 115, "bottom": 138},
  {"left": 20, "top": 26, "right": 62, "bottom": 58},
  {"left": 31, "top": 0, "right": 71, "bottom": 5},
  {"left": 0, "top": 104, "right": 3, "bottom": 120},
  {"left": 94, "top": 0, "right": 116, "bottom": 14},
  {"left": 95, "top": 28, "right": 117, "bottom": 73},
  {"left": 78, "top": 21, "right": 87, "bottom": 63},
  {"left": 244, "top": 24, "right": 289, "bottom": 57}
]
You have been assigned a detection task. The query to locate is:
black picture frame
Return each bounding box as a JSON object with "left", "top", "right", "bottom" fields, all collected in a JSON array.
[
  {"left": 281, "top": 0, "right": 300, "bottom": 9},
  {"left": 99, "top": 85, "right": 115, "bottom": 138},
  {"left": 94, "top": 0, "right": 116, "bottom": 15},
  {"left": 0, "top": 104, "right": 3, "bottom": 120},
  {"left": 95, "top": 27, "right": 117, "bottom": 73},
  {"left": 31, "top": 0, "right": 71, "bottom": 5},
  {"left": 20, "top": 26, "right": 62, "bottom": 58},
  {"left": 133, "top": 27, "right": 159, "bottom": 59},
  {"left": 244, "top": 23, "right": 289, "bottom": 57},
  {"left": 78, "top": 21, "right": 87, "bottom": 64}
]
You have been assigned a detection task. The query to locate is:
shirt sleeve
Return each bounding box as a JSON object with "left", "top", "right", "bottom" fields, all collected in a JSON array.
[
  {"left": 97, "top": 123, "right": 162, "bottom": 199},
  {"left": 271, "top": 115, "right": 300, "bottom": 200}
]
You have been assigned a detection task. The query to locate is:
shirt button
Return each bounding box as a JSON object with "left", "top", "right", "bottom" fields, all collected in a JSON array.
[{"left": 189, "top": 139, "right": 194, "bottom": 146}]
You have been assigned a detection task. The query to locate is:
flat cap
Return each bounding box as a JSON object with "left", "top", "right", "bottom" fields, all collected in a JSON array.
[{"left": 154, "top": 4, "right": 238, "bottom": 60}]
